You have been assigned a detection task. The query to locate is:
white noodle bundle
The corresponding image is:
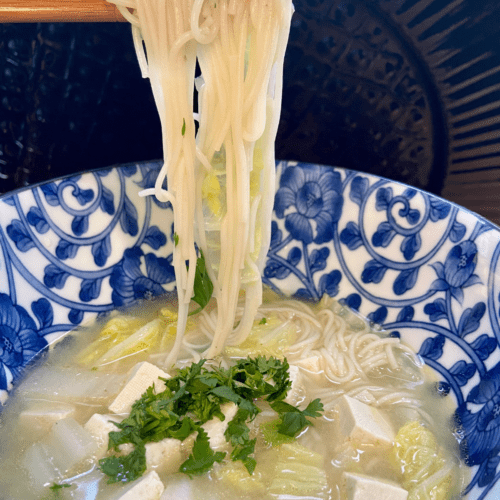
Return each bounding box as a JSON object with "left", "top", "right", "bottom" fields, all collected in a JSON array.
[{"left": 108, "top": 0, "right": 293, "bottom": 366}]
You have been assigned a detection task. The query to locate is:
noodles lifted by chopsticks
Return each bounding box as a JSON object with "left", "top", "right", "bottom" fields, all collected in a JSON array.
[{"left": 107, "top": 0, "right": 293, "bottom": 367}]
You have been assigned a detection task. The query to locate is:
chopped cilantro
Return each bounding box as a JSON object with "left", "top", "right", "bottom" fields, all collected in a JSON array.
[
  {"left": 174, "top": 232, "right": 179, "bottom": 246},
  {"left": 188, "top": 249, "right": 214, "bottom": 316},
  {"left": 180, "top": 428, "right": 226, "bottom": 477},
  {"left": 259, "top": 317, "right": 267, "bottom": 325},
  {"left": 99, "top": 356, "right": 323, "bottom": 483},
  {"left": 270, "top": 398, "right": 324, "bottom": 437},
  {"left": 182, "top": 118, "right": 186, "bottom": 136},
  {"left": 49, "top": 484, "right": 71, "bottom": 491}
]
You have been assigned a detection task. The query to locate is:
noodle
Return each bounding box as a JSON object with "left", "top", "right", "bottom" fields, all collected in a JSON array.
[{"left": 108, "top": 0, "right": 293, "bottom": 367}]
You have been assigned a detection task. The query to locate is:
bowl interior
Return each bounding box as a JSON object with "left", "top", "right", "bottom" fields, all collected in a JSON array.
[{"left": 1, "top": 160, "right": 500, "bottom": 499}]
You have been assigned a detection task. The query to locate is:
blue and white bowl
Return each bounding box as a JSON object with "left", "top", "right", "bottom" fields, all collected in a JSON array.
[{"left": 1, "top": 160, "right": 499, "bottom": 499}]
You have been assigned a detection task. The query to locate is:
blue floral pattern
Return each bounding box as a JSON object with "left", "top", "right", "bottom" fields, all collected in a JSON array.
[
  {"left": 275, "top": 164, "right": 343, "bottom": 244},
  {"left": 110, "top": 247, "right": 175, "bottom": 307},
  {"left": 0, "top": 294, "right": 48, "bottom": 392},
  {"left": 1, "top": 160, "right": 500, "bottom": 499}
]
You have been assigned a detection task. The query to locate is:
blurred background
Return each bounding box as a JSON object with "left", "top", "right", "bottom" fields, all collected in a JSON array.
[{"left": 1, "top": 0, "right": 500, "bottom": 223}]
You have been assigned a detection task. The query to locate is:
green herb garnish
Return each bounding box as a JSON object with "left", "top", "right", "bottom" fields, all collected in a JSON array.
[
  {"left": 99, "top": 356, "right": 323, "bottom": 483},
  {"left": 188, "top": 249, "right": 214, "bottom": 316},
  {"left": 259, "top": 317, "right": 267, "bottom": 325},
  {"left": 49, "top": 484, "right": 71, "bottom": 491},
  {"left": 174, "top": 232, "right": 179, "bottom": 246},
  {"left": 270, "top": 398, "right": 324, "bottom": 437},
  {"left": 180, "top": 428, "right": 226, "bottom": 477},
  {"left": 182, "top": 118, "right": 186, "bottom": 136}
]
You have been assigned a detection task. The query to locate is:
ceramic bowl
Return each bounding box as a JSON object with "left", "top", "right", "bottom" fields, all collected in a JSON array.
[{"left": 0, "top": 160, "right": 499, "bottom": 499}]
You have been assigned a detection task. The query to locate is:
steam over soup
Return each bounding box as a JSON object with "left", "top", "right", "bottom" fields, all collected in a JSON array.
[{"left": 0, "top": 296, "right": 466, "bottom": 500}]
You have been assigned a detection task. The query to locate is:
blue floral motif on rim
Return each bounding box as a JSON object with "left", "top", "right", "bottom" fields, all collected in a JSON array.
[
  {"left": 0, "top": 294, "right": 48, "bottom": 391},
  {"left": 274, "top": 163, "right": 343, "bottom": 244},
  {"left": 456, "top": 362, "right": 500, "bottom": 490},
  {"left": 110, "top": 247, "right": 176, "bottom": 307}
]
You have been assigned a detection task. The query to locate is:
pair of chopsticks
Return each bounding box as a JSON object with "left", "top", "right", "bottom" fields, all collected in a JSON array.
[{"left": 0, "top": 1, "right": 127, "bottom": 22}]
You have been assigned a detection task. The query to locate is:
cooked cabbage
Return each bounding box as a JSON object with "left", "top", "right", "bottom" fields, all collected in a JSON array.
[{"left": 392, "top": 421, "right": 453, "bottom": 500}]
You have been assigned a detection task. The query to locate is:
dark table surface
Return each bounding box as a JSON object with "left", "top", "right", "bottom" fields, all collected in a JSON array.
[{"left": 1, "top": 0, "right": 499, "bottom": 224}]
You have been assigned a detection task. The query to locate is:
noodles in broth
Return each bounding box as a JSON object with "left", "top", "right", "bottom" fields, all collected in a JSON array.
[{"left": 109, "top": 0, "right": 292, "bottom": 366}]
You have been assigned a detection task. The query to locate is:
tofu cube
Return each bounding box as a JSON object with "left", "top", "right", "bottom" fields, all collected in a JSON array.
[
  {"left": 109, "top": 362, "right": 170, "bottom": 414},
  {"left": 84, "top": 413, "right": 125, "bottom": 458},
  {"left": 335, "top": 395, "right": 394, "bottom": 448},
  {"left": 284, "top": 365, "right": 305, "bottom": 405},
  {"left": 292, "top": 356, "right": 324, "bottom": 383},
  {"left": 202, "top": 403, "right": 238, "bottom": 450},
  {"left": 85, "top": 413, "right": 182, "bottom": 470},
  {"left": 46, "top": 417, "right": 98, "bottom": 472},
  {"left": 116, "top": 470, "right": 164, "bottom": 500},
  {"left": 20, "top": 401, "right": 75, "bottom": 435},
  {"left": 353, "top": 390, "right": 377, "bottom": 405},
  {"left": 343, "top": 472, "right": 408, "bottom": 500},
  {"left": 145, "top": 438, "right": 183, "bottom": 474}
]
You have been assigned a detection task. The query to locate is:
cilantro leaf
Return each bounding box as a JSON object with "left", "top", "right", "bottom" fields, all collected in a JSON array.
[
  {"left": 174, "top": 232, "right": 179, "bottom": 246},
  {"left": 210, "top": 386, "right": 257, "bottom": 413},
  {"left": 49, "top": 484, "right": 70, "bottom": 491},
  {"left": 276, "top": 412, "right": 309, "bottom": 437},
  {"left": 303, "top": 398, "right": 324, "bottom": 418},
  {"left": 270, "top": 398, "right": 324, "bottom": 437},
  {"left": 182, "top": 118, "right": 186, "bottom": 136},
  {"left": 225, "top": 408, "right": 251, "bottom": 446},
  {"left": 180, "top": 428, "right": 226, "bottom": 477},
  {"left": 231, "top": 438, "right": 257, "bottom": 474},
  {"left": 259, "top": 317, "right": 267, "bottom": 325},
  {"left": 99, "top": 442, "right": 147, "bottom": 484},
  {"left": 189, "top": 249, "right": 214, "bottom": 315}
]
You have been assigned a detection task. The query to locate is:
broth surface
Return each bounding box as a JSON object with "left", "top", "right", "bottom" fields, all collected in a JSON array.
[{"left": 0, "top": 295, "right": 465, "bottom": 500}]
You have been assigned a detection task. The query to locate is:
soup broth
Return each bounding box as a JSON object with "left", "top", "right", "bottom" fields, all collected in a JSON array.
[{"left": 0, "top": 295, "right": 465, "bottom": 500}]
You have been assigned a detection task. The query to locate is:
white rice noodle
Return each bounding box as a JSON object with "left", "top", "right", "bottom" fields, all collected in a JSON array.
[{"left": 109, "top": 0, "right": 294, "bottom": 367}]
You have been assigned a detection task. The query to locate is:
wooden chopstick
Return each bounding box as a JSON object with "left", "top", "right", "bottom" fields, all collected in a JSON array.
[{"left": 0, "top": 1, "right": 127, "bottom": 23}]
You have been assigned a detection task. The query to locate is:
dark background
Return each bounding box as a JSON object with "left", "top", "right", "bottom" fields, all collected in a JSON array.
[{"left": 1, "top": 0, "right": 500, "bottom": 222}]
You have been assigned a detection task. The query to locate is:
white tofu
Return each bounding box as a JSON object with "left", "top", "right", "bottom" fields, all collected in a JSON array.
[
  {"left": 46, "top": 417, "right": 98, "bottom": 472},
  {"left": 85, "top": 413, "right": 182, "bottom": 471},
  {"left": 335, "top": 395, "right": 394, "bottom": 449},
  {"left": 201, "top": 403, "right": 238, "bottom": 450},
  {"left": 145, "top": 438, "right": 183, "bottom": 474},
  {"left": 284, "top": 365, "right": 305, "bottom": 405},
  {"left": 353, "top": 390, "right": 377, "bottom": 405},
  {"left": 343, "top": 472, "right": 408, "bottom": 500},
  {"left": 109, "top": 362, "right": 170, "bottom": 414},
  {"left": 84, "top": 413, "right": 125, "bottom": 458},
  {"left": 292, "top": 355, "right": 324, "bottom": 383},
  {"left": 19, "top": 401, "right": 75, "bottom": 434},
  {"left": 116, "top": 470, "right": 164, "bottom": 500}
]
